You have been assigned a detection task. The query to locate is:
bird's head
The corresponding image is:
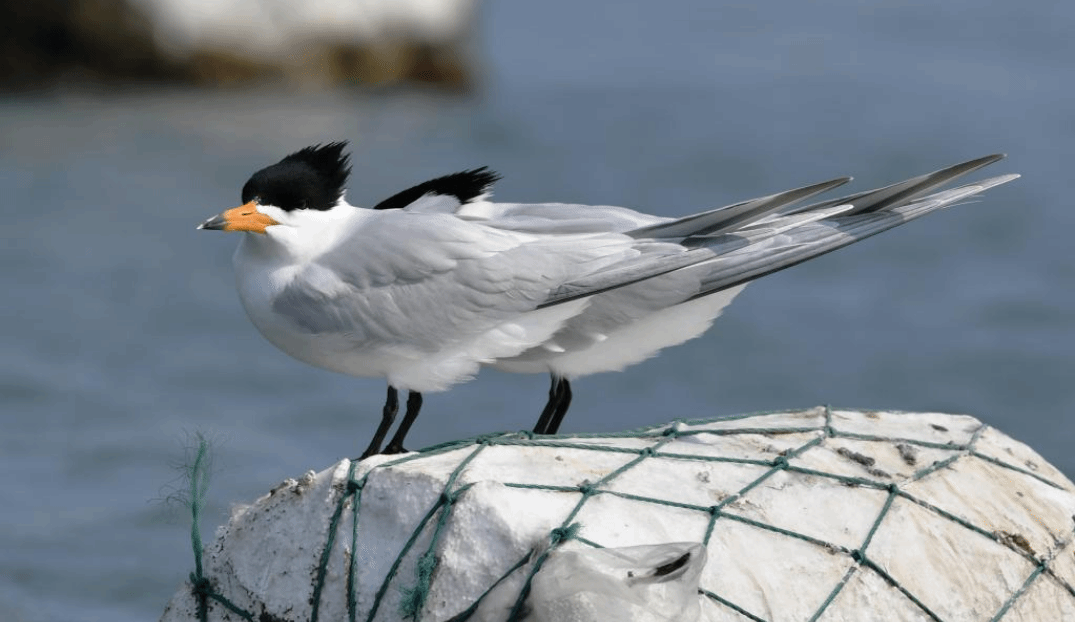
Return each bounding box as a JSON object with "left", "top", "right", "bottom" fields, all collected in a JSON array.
[{"left": 197, "top": 142, "right": 352, "bottom": 234}]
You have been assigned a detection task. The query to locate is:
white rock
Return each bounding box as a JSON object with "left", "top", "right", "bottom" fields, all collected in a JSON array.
[
  {"left": 160, "top": 408, "right": 1075, "bottom": 622},
  {"left": 133, "top": 0, "right": 479, "bottom": 58}
]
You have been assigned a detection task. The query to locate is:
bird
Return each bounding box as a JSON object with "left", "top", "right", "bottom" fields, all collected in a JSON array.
[{"left": 197, "top": 142, "right": 1017, "bottom": 458}]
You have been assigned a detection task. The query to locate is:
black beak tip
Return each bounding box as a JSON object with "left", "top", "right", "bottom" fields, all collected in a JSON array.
[{"left": 197, "top": 215, "right": 226, "bottom": 231}]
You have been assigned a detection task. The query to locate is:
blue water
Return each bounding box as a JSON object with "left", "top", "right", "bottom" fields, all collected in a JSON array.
[{"left": 2, "top": 2, "right": 1073, "bottom": 620}]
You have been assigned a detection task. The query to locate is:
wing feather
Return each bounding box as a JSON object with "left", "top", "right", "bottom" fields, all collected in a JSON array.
[
  {"left": 270, "top": 212, "right": 641, "bottom": 354},
  {"left": 538, "top": 158, "right": 1016, "bottom": 309}
]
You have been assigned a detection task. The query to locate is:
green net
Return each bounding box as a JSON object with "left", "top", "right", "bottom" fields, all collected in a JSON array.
[{"left": 182, "top": 406, "right": 1075, "bottom": 621}]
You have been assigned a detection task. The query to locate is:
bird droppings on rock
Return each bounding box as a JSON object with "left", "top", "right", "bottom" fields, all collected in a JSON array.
[
  {"left": 998, "top": 531, "right": 1038, "bottom": 558},
  {"left": 896, "top": 442, "right": 919, "bottom": 466},
  {"left": 837, "top": 447, "right": 877, "bottom": 468}
]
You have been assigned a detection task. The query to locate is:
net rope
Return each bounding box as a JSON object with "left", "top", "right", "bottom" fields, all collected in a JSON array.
[{"left": 184, "top": 406, "right": 1075, "bottom": 622}]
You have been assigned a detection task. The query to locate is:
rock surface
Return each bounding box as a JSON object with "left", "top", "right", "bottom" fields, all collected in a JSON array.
[{"left": 160, "top": 407, "right": 1075, "bottom": 621}]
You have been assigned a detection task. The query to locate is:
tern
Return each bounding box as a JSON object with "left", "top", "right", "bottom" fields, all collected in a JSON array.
[{"left": 197, "top": 143, "right": 1016, "bottom": 458}]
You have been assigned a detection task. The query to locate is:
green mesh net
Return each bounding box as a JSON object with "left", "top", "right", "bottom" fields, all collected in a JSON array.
[{"left": 177, "top": 407, "right": 1075, "bottom": 622}]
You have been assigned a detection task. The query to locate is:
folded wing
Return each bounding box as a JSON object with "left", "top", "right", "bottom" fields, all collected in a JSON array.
[{"left": 539, "top": 156, "right": 1016, "bottom": 308}]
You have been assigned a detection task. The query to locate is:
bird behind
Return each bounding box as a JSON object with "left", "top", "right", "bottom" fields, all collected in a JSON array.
[{"left": 197, "top": 144, "right": 1017, "bottom": 456}]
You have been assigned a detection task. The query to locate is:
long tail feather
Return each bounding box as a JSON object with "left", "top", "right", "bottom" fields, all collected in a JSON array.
[
  {"left": 539, "top": 157, "right": 1015, "bottom": 309},
  {"left": 688, "top": 173, "right": 1019, "bottom": 299},
  {"left": 784, "top": 154, "right": 1005, "bottom": 217},
  {"left": 627, "top": 177, "right": 851, "bottom": 239}
]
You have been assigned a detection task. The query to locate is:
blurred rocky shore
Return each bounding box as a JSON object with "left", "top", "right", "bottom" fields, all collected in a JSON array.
[{"left": 0, "top": 0, "right": 479, "bottom": 90}]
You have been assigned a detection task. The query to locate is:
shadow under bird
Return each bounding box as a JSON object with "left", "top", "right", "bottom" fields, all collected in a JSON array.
[{"left": 197, "top": 143, "right": 1017, "bottom": 458}]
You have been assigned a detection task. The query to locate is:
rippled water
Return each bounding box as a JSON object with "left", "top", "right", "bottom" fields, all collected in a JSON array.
[{"left": 2, "top": 2, "right": 1073, "bottom": 620}]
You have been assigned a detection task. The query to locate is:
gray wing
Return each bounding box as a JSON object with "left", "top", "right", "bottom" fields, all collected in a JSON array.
[
  {"left": 448, "top": 177, "right": 850, "bottom": 237},
  {"left": 538, "top": 156, "right": 1017, "bottom": 308},
  {"left": 450, "top": 202, "right": 667, "bottom": 234},
  {"left": 269, "top": 212, "right": 646, "bottom": 353},
  {"left": 781, "top": 153, "right": 1005, "bottom": 216},
  {"left": 687, "top": 173, "right": 1018, "bottom": 300},
  {"left": 626, "top": 176, "right": 851, "bottom": 239}
]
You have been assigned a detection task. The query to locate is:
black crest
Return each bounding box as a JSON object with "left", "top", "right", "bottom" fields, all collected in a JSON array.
[
  {"left": 373, "top": 167, "right": 501, "bottom": 211},
  {"left": 241, "top": 142, "right": 352, "bottom": 211}
]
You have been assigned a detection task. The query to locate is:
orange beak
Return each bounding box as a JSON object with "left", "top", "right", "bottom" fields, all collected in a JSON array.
[{"left": 197, "top": 201, "right": 279, "bottom": 234}]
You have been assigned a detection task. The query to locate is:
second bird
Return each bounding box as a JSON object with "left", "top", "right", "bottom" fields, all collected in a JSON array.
[{"left": 197, "top": 143, "right": 1016, "bottom": 458}]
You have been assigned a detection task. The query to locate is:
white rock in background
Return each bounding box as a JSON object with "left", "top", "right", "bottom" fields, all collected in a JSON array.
[
  {"left": 134, "top": 0, "right": 479, "bottom": 58},
  {"left": 160, "top": 408, "right": 1075, "bottom": 622}
]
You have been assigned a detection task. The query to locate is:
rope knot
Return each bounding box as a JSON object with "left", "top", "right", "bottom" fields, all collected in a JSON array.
[
  {"left": 577, "top": 483, "right": 596, "bottom": 495},
  {"left": 639, "top": 447, "right": 656, "bottom": 457},
  {"left": 549, "top": 523, "right": 581, "bottom": 545},
  {"left": 346, "top": 479, "right": 363, "bottom": 493},
  {"left": 772, "top": 456, "right": 789, "bottom": 469},
  {"left": 189, "top": 573, "right": 212, "bottom": 595},
  {"left": 851, "top": 549, "right": 865, "bottom": 563},
  {"left": 887, "top": 483, "right": 899, "bottom": 494},
  {"left": 708, "top": 505, "right": 721, "bottom": 517}
]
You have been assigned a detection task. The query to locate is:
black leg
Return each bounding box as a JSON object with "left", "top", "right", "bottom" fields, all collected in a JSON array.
[
  {"left": 544, "top": 378, "right": 572, "bottom": 435},
  {"left": 383, "top": 391, "right": 423, "bottom": 455},
  {"left": 533, "top": 374, "right": 566, "bottom": 435},
  {"left": 360, "top": 386, "right": 399, "bottom": 459}
]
